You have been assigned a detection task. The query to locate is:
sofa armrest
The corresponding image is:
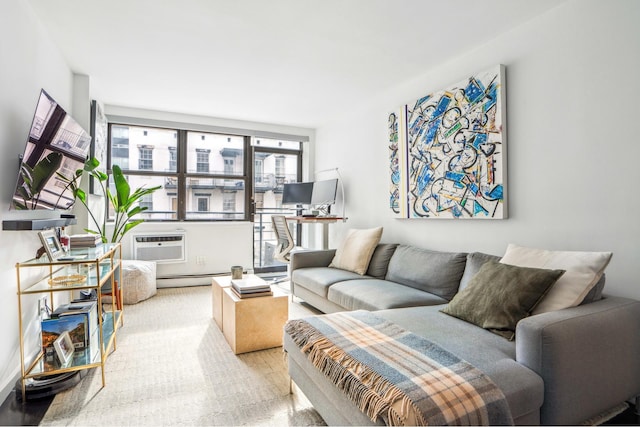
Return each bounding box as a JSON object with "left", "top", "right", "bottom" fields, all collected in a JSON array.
[
  {"left": 290, "top": 249, "right": 336, "bottom": 271},
  {"left": 516, "top": 296, "right": 640, "bottom": 425}
]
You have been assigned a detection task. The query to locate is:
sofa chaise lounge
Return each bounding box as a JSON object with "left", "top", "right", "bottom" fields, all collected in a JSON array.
[{"left": 284, "top": 243, "right": 640, "bottom": 425}]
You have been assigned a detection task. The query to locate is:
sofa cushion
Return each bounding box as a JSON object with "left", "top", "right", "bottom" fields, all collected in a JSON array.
[
  {"left": 374, "top": 305, "right": 544, "bottom": 422},
  {"left": 441, "top": 261, "right": 565, "bottom": 340},
  {"left": 327, "top": 279, "right": 448, "bottom": 311},
  {"left": 291, "top": 267, "right": 367, "bottom": 298},
  {"left": 580, "top": 273, "right": 606, "bottom": 305},
  {"left": 459, "top": 252, "right": 502, "bottom": 291},
  {"left": 365, "top": 243, "right": 398, "bottom": 279},
  {"left": 385, "top": 245, "right": 467, "bottom": 301},
  {"left": 500, "top": 244, "right": 613, "bottom": 314},
  {"left": 329, "top": 227, "right": 383, "bottom": 275}
]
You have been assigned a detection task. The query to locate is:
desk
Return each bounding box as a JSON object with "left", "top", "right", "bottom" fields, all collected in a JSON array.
[{"left": 286, "top": 216, "right": 346, "bottom": 249}]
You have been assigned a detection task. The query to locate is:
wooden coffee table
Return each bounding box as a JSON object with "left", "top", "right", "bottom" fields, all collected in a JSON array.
[{"left": 221, "top": 284, "right": 288, "bottom": 355}]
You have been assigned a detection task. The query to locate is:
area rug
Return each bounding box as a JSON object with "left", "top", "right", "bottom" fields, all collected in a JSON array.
[{"left": 40, "top": 285, "right": 325, "bottom": 426}]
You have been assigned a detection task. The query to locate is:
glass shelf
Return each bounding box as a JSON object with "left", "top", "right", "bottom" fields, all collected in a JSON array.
[
  {"left": 16, "top": 242, "right": 122, "bottom": 400},
  {"left": 18, "top": 244, "right": 120, "bottom": 294},
  {"left": 26, "top": 311, "right": 122, "bottom": 377},
  {"left": 17, "top": 244, "right": 117, "bottom": 267}
]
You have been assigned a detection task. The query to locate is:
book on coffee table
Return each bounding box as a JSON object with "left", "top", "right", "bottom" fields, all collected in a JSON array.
[
  {"left": 230, "top": 287, "right": 273, "bottom": 299},
  {"left": 231, "top": 278, "right": 271, "bottom": 295}
]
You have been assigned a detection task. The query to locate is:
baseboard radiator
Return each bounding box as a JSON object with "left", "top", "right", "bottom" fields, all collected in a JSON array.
[
  {"left": 132, "top": 232, "right": 186, "bottom": 264},
  {"left": 155, "top": 270, "right": 255, "bottom": 288}
]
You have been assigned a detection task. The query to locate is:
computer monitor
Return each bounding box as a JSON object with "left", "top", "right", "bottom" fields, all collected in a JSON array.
[
  {"left": 281, "top": 182, "right": 313, "bottom": 205},
  {"left": 311, "top": 179, "right": 338, "bottom": 206}
]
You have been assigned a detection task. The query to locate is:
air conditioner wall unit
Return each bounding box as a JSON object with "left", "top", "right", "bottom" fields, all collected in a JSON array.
[{"left": 132, "top": 231, "right": 186, "bottom": 263}]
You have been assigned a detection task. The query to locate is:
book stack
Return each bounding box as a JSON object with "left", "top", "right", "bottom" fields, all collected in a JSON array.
[
  {"left": 70, "top": 234, "right": 102, "bottom": 248},
  {"left": 231, "top": 278, "right": 273, "bottom": 299}
]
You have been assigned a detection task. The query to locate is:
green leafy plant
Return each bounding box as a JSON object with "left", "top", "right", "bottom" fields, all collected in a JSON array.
[
  {"left": 59, "top": 157, "right": 161, "bottom": 243},
  {"left": 13, "top": 152, "right": 64, "bottom": 210}
]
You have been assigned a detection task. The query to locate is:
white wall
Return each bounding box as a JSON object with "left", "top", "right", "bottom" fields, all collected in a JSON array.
[
  {"left": 0, "top": 0, "right": 76, "bottom": 403},
  {"left": 118, "top": 221, "right": 254, "bottom": 287},
  {"left": 317, "top": 0, "right": 640, "bottom": 300}
]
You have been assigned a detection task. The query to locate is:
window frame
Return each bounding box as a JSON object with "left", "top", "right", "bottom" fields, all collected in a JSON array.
[
  {"left": 106, "top": 121, "right": 305, "bottom": 223},
  {"left": 108, "top": 123, "right": 255, "bottom": 222}
]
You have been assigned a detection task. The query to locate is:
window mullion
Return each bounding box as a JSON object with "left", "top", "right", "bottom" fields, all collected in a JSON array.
[{"left": 177, "top": 129, "right": 188, "bottom": 220}]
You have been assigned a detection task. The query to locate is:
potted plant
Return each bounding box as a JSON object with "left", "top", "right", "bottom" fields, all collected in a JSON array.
[{"left": 59, "top": 157, "right": 161, "bottom": 243}]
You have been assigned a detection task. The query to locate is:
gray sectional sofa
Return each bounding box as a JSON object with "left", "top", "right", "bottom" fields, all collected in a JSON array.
[{"left": 284, "top": 244, "right": 640, "bottom": 425}]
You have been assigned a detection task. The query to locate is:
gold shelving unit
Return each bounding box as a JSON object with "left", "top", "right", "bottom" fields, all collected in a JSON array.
[{"left": 15, "top": 243, "right": 122, "bottom": 400}]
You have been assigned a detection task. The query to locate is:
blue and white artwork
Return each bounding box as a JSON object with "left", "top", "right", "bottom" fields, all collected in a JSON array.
[
  {"left": 388, "top": 65, "right": 507, "bottom": 219},
  {"left": 388, "top": 110, "right": 407, "bottom": 218}
]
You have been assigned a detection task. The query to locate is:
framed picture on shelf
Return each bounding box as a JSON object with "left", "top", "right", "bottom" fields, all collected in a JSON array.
[
  {"left": 38, "top": 230, "right": 64, "bottom": 261},
  {"left": 53, "top": 331, "right": 74, "bottom": 366}
]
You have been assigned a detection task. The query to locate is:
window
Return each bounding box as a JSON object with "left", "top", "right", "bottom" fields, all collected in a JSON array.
[
  {"left": 224, "top": 158, "right": 234, "bottom": 175},
  {"left": 139, "top": 194, "right": 153, "bottom": 211},
  {"left": 197, "top": 197, "right": 208, "bottom": 212},
  {"left": 196, "top": 149, "right": 210, "bottom": 173},
  {"left": 169, "top": 147, "right": 177, "bottom": 171},
  {"left": 223, "top": 192, "right": 236, "bottom": 219},
  {"left": 275, "top": 156, "right": 285, "bottom": 177},
  {"left": 255, "top": 159, "right": 264, "bottom": 183},
  {"left": 138, "top": 146, "right": 153, "bottom": 170},
  {"left": 111, "top": 125, "right": 130, "bottom": 170},
  {"left": 109, "top": 123, "right": 303, "bottom": 222}
]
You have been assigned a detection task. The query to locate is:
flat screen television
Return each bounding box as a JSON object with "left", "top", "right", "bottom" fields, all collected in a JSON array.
[
  {"left": 11, "top": 90, "right": 92, "bottom": 211},
  {"left": 281, "top": 182, "right": 313, "bottom": 206},
  {"left": 311, "top": 179, "right": 338, "bottom": 206}
]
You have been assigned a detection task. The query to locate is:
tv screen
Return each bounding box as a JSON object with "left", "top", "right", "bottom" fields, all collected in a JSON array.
[
  {"left": 11, "top": 90, "right": 92, "bottom": 210},
  {"left": 311, "top": 179, "right": 338, "bottom": 205},
  {"left": 282, "top": 182, "right": 313, "bottom": 205}
]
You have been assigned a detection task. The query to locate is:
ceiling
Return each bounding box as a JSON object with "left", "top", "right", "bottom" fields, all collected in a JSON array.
[{"left": 27, "top": 0, "right": 563, "bottom": 128}]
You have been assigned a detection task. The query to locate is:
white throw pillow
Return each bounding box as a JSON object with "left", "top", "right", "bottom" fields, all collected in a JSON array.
[
  {"left": 329, "top": 227, "right": 383, "bottom": 275},
  {"left": 500, "top": 244, "right": 612, "bottom": 314}
]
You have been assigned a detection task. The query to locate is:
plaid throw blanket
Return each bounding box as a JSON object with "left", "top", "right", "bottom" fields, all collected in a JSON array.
[{"left": 285, "top": 310, "right": 513, "bottom": 426}]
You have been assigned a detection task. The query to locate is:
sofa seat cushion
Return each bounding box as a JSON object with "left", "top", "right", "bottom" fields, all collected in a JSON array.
[
  {"left": 376, "top": 305, "right": 544, "bottom": 422},
  {"left": 327, "top": 279, "right": 448, "bottom": 311},
  {"left": 385, "top": 245, "right": 467, "bottom": 301},
  {"left": 291, "top": 267, "right": 369, "bottom": 298}
]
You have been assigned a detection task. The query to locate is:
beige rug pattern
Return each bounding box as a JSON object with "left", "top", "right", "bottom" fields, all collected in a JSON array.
[{"left": 40, "top": 285, "right": 326, "bottom": 426}]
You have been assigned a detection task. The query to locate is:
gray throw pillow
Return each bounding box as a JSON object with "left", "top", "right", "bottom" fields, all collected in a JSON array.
[
  {"left": 459, "top": 252, "right": 501, "bottom": 291},
  {"left": 366, "top": 244, "right": 398, "bottom": 279},
  {"left": 385, "top": 245, "right": 467, "bottom": 301},
  {"left": 441, "top": 261, "right": 565, "bottom": 340}
]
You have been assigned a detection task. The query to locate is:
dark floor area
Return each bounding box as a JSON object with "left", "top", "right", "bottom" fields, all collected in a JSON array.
[
  {"left": 0, "top": 391, "right": 53, "bottom": 426},
  {"left": 606, "top": 405, "right": 640, "bottom": 426}
]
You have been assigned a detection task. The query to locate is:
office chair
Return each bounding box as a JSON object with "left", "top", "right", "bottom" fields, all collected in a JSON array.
[{"left": 271, "top": 215, "right": 295, "bottom": 263}]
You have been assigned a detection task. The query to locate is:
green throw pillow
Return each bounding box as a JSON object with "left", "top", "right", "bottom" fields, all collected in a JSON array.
[{"left": 441, "top": 261, "right": 565, "bottom": 340}]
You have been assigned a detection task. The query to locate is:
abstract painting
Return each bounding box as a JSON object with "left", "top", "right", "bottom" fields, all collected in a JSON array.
[
  {"left": 388, "top": 65, "right": 507, "bottom": 219},
  {"left": 388, "top": 110, "right": 407, "bottom": 218}
]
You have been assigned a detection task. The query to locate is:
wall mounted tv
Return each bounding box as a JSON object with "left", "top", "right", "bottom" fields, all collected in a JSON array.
[{"left": 11, "top": 89, "right": 91, "bottom": 211}]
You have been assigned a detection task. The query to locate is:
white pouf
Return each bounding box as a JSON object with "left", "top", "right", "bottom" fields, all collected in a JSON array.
[{"left": 120, "top": 260, "right": 157, "bottom": 304}]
